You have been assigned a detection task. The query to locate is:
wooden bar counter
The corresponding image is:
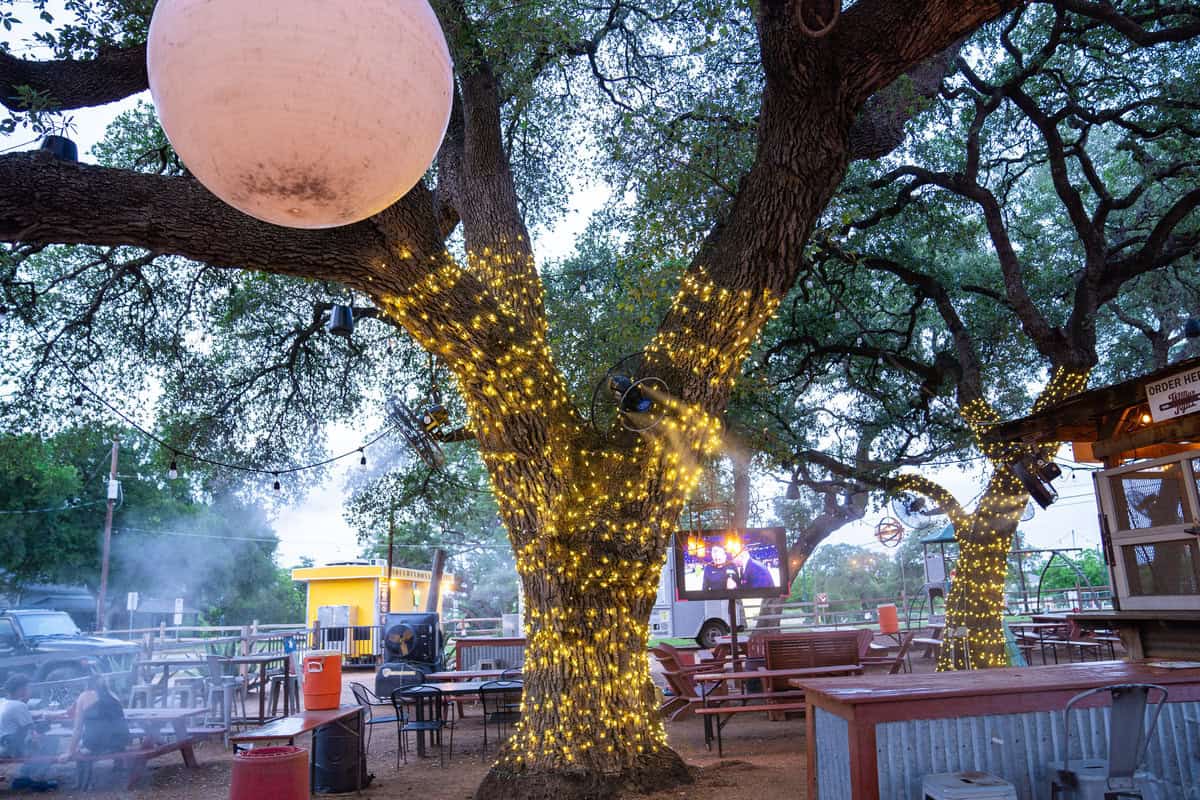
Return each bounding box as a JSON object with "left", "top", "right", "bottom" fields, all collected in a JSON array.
[{"left": 802, "top": 661, "right": 1200, "bottom": 800}]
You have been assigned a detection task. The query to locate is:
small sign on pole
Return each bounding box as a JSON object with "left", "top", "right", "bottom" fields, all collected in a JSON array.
[
  {"left": 173, "top": 597, "right": 184, "bottom": 626},
  {"left": 125, "top": 592, "right": 139, "bottom": 611}
]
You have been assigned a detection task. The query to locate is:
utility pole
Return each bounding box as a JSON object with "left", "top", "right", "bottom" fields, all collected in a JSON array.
[
  {"left": 383, "top": 504, "right": 395, "bottom": 617},
  {"left": 95, "top": 439, "right": 119, "bottom": 631}
]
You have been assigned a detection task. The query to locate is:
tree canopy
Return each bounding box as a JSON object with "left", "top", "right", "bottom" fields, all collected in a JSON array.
[{"left": 2, "top": 1, "right": 1199, "bottom": 797}]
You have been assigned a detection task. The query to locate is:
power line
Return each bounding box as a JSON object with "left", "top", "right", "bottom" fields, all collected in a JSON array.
[
  {"left": 0, "top": 498, "right": 107, "bottom": 515},
  {"left": 20, "top": 321, "right": 400, "bottom": 479}
]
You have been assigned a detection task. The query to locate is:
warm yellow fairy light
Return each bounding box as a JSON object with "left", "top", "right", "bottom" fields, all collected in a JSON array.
[
  {"left": 934, "top": 367, "right": 1091, "bottom": 671},
  {"left": 379, "top": 244, "right": 781, "bottom": 767}
]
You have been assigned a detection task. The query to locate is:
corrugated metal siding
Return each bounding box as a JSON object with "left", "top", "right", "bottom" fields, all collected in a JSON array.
[
  {"left": 458, "top": 643, "right": 524, "bottom": 669},
  {"left": 815, "top": 708, "right": 852, "bottom": 800},
  {"left": 872, "top": 701, "right": 1200, "bottom": 799}
]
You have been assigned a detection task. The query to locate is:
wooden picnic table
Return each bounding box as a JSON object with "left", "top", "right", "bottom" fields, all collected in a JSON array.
[
  {"left": 692, "top": 664, "right": 862, "bottom": 756},
  {"left": 224, "top": 652, "right": 292, "bottom": 724},
  {"left": 125, "top": 707, "right": 209, "bottom": 752},
  {"left": 803, "top": 660, "right": 1200, "bottom": 799},
  {"left": 231, "top": 706, "right": 365, "bottom": 792},
  {"left": 136, "top": 656, "right": 208, "bottom": 707},
  {"left": 1009, "top": 620, "right": 1077, "bottom": 663}
]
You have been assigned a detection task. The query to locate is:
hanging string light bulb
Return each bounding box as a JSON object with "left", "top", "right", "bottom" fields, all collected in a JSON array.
[
  {"left": 359, "top": 449, "right": 367, "bottom": 467},
  {"left": 168, "top": 455, "right": 179, "bottom": 480},
  {"left": 73, "top": 395, "right": 85, "bottom": 413},
  {"left": 272, "top": 473, "right": 281, "bottom": 491}
]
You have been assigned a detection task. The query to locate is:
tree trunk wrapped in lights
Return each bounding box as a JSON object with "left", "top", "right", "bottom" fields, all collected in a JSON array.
[{"left": 936, "top": 367, "right": 1091, "bottom": 671}]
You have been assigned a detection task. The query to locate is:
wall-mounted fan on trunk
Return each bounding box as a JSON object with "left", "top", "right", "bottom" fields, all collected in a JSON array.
[{"left": 890, "top": 492, "right": 948, "bottom": 529}]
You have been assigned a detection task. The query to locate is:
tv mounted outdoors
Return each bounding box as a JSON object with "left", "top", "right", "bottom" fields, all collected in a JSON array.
[{"left": 672, "top": 526, "right": 790, "bottom": 601}]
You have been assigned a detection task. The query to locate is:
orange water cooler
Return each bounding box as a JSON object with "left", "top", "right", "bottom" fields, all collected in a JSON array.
[
  {"left": 877, "top": 603, "right": 900, "bottom": 635},
  {"left": 302, "top": 650, "right": 343, "bottom": 710}
]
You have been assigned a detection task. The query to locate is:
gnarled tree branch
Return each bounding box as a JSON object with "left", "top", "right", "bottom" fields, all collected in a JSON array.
[{"left": 0, "top": 44, "right": 148, "bottom": 113}]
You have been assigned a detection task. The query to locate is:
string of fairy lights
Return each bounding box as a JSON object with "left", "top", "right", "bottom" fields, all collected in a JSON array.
[{"left": 20, "top": 321, "right": 403, "bottom": 491}]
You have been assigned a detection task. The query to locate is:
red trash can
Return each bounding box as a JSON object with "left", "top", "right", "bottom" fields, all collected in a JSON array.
[{"left": 230, "top": 746, "right": 308, "bottom": 800}]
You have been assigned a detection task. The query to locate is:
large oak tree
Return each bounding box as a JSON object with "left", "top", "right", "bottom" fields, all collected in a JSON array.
[{"left": 3, "top": 1, "right": 1191, "bottom": 797}]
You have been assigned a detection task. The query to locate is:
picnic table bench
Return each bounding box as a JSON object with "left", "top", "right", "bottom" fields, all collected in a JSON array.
[
  {"left": 2, "top": 707, "right": 208, "bottom": 790},
  {"left": 692, "top": 664, "right": 862, "bottom": 756}
]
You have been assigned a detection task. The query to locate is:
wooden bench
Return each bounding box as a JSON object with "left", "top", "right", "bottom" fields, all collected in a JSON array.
[
  {"left": 693, "top": 691, "right": 810, "bottom": 757},
  {"left": 0, "top": 737, "right": 198, "bottom": 790},
  {"left": 692, "top": 659, "right": 863, "bottom": 756},
  {"left": 763, "top": 631, "right": 860, "bottom": 720}
]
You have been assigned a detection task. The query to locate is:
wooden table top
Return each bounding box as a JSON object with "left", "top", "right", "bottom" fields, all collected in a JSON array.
[
  {"left": 230, "top": 706, "right": 361, "bottom": 742},
  {"left": 693, "top": 665, "right": 862, "bottom": 682},
  {"left": 125, "top": 707, "right": 208, "bottom": 721},
  {"left": 139, "top": 657, "right": 209, "bottom": 667},
  {"left": 802, "top": 661, "right": 1200, "bottom": 708},
  {"left": 395, "top": 680, "right": 521, "bottom": 696},
  {"left": 225, "top": 653, "right": 289, "bottom": 665},
  {"left": 425, "top": 669, "right": 519, "bottom": 681}
]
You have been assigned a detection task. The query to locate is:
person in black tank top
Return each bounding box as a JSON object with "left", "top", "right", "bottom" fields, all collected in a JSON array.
[{"left": 62, "top": 675, "right": 130, "bottom": 760}]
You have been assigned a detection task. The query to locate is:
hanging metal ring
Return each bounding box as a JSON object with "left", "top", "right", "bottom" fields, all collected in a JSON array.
[{"left": 796, "top": 0, "right": 840, "bottom": 38}]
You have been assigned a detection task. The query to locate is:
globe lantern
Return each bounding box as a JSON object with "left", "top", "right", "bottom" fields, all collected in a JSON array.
[{"left": 147, "top": 0, "right": 453, "bottom": 229}]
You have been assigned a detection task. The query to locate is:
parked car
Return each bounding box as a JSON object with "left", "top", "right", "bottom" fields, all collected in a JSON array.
[{"left": 0, "top": 610, "right": 139, "bottom": 688}]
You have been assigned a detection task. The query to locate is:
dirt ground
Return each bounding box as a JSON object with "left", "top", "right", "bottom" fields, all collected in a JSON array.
[{"left": 8, "top": 668, "right": 810, "bottom": 799}]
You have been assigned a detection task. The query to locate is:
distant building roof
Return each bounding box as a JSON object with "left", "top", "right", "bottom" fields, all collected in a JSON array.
[
  {"left": 1, "top": 582, "right": 95, "bottom": 613},
  {"left": 921, "top": 524, "right": 956, "bottom": 545}
]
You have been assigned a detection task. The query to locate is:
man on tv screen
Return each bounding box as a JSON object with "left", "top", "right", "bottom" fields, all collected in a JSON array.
[
  {"left": 701, "top": 545, "right": 738, "bottom": 592},
  {"left": 734, "top": 549, "right": 775, "bottom": 589}
]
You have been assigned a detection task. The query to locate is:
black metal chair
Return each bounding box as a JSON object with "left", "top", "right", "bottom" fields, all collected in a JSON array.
[
  {"left": 349, "top": 681, "right": 403, "bottom": 757},
  {"left": 477, "top": 679, "right": 522, "bottom": 760},
  {"left": 391, "top": 684, "right": 453, "bottom": 768},
  {"left": 499, "top": 668, "right": 521, "bottom": 680}
]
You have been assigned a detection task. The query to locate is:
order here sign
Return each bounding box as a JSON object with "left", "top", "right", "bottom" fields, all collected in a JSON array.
[{"left": 1145, "top": 366, "right": 1200, "bottom": 423}]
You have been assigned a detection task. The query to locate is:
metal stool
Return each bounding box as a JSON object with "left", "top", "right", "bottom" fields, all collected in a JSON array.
[
  {"left": 924, "top": 772, "right": 1018, "bottom": 799},
  {"left": 128, "top": 684, "right": 157, "bottom": 708},
  {"left": 268, "top": 674, "right": 302, "bottom": 715}
]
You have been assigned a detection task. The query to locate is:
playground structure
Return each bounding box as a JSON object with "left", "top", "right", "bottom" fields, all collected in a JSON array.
[{"left": 903, "top": 525, "right": 1110, "bottom": 627}]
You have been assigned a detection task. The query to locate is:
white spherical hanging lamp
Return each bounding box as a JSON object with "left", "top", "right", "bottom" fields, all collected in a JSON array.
[{"left": 147, "top": 0, "right": 453, "bottom": 229}]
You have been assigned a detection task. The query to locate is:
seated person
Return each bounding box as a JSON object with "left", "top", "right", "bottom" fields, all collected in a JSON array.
[
  {"left": 0, "top": 674, "right": 59, "bottom": 792},
  {"left": 61, "top": 675, "right": 130, "bottom": 762}
]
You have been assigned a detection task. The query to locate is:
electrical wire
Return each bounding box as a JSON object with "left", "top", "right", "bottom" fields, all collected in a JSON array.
[
  {"left": 22, "top": 321, "right": 401, "bottom": 478},
  {"left": 0, "top": 498, "right": 107, "bottom": 515}
]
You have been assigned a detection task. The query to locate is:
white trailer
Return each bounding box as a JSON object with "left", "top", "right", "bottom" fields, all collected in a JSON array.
[{"left": 649, "top": 540, "right": 745, "bottom": 648}]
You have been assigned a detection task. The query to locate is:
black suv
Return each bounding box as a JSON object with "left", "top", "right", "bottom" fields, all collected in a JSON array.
[{"left": 0, "top": 610, "right": 140, "bottom": 687}]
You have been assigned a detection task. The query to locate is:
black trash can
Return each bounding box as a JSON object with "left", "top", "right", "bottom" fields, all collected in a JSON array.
[{"left": 313, "top": 710, "right": 371, "bottom": 793}]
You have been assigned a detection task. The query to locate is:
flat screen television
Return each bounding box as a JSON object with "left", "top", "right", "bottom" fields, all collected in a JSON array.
[{"left": 672, "top": 526, "right": 790, "bottom": 601}]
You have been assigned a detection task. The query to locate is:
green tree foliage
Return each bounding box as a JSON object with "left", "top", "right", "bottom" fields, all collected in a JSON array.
[{"left": 0, "top": 426, "right": 303, "bottom": 625}]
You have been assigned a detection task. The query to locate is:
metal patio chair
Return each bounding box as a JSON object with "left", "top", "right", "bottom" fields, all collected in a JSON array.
[{"left": 1048, "top": 683, "right": 1168, "bottom": 800}]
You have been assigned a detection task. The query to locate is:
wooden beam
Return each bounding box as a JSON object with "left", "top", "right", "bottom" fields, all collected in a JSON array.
[
  {"left": 984, "top": 355, "right": 1200, "bottom": 445},
  {"left": 1092, "top": 414, "right": 1200, "bottom": 460}
]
